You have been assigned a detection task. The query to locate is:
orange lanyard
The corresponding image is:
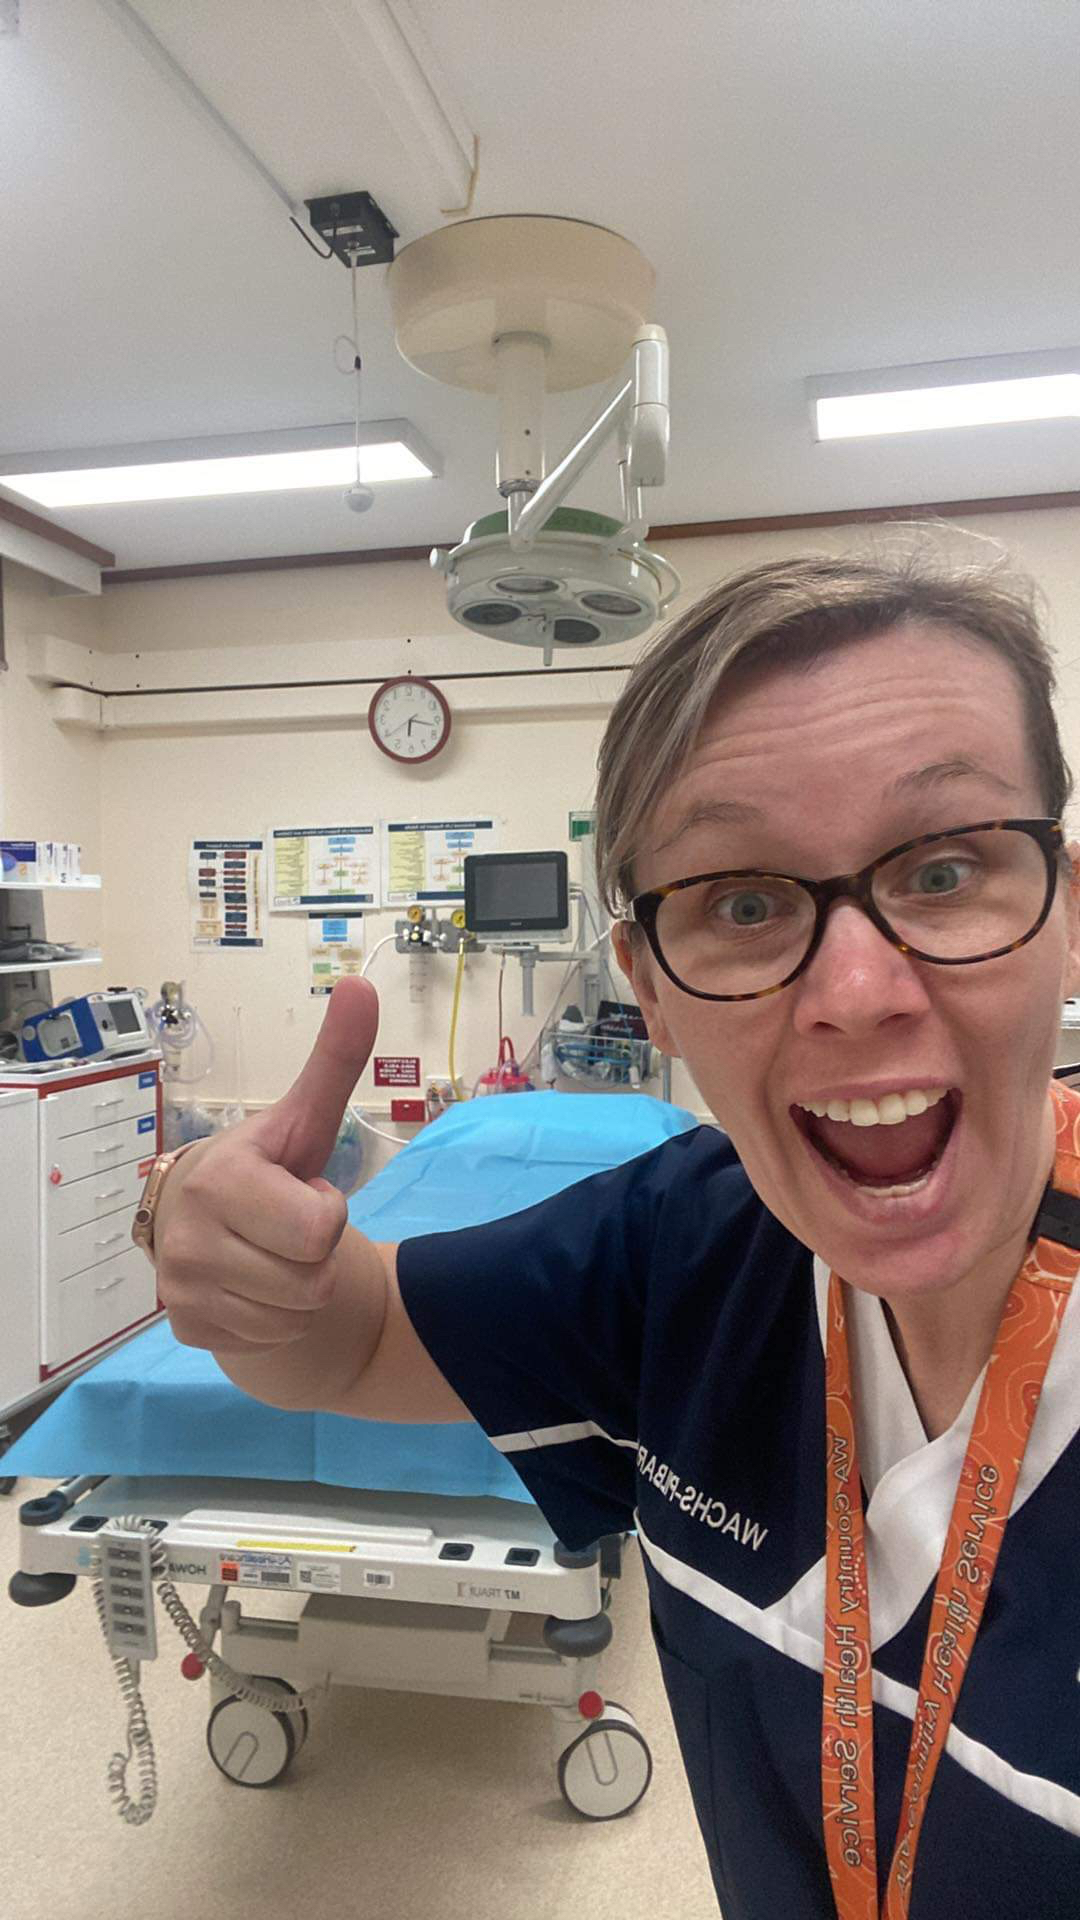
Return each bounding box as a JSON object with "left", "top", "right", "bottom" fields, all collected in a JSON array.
[{"left": 822, "top": 1081, "right": 1080, "bottom": 1920}]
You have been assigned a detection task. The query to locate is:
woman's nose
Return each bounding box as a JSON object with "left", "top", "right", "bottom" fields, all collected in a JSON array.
[{"left": 790, "top": 899, "right": 932, "bottom": 1035}]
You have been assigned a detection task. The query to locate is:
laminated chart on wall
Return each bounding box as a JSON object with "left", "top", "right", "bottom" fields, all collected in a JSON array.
[
  {"left": 269, "top": 825, "right": 378, "bottom": 911},
  {"left": 381, "top": 818, "right": 497, "bottom": 905},
  {"left": 189, "top": 840, "right": 264, "bottom": 949},
  {"left": 308, "top": 915, "right": 365, "bottom": 996}
]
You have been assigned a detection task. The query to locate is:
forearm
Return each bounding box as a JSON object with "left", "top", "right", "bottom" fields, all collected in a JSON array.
[{"left": 213, "top": 1225, "right": 389, "bottom": 1410}]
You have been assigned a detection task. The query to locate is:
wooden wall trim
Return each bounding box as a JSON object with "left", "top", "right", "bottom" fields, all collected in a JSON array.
[
  {"left": 0, "top": 494, "right": 115, "bottom": 567},
  {"left": 651, "top": 492, "right": 1080, "bottom": 538}
]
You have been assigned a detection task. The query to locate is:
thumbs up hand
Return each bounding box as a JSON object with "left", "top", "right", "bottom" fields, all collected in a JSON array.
[
  {"left": 154, "top": 976, "right": 380, "bottom": 1358},
  {"left": 245, "top": 974, "right": 380, "bottom": 1182}
]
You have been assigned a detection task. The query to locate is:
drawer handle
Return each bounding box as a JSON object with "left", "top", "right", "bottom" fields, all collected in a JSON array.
[
  {"left": 96, "top": 1186, "right": 124, "bottom": 1201},
  {"left": 94, "top": 1096, "right": 125, "bottom": 1110},
  {"left": 94, "top": 1229, "right": 127, "bottom": 1250},
  {"left": 95, "top": 1273, "right": 127, "bottom": 1294},
  {"left": 93, "top": 1142, "right": 124, "bottom": 1156}
]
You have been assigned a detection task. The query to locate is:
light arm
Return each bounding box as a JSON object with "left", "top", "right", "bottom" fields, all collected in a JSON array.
[{"left": 508, "top": 327, "right": 670, "bottom": 552}]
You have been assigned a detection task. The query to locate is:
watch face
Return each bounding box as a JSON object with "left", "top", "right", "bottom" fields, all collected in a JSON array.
[{"left": 370, "top": 679, "right": 450, "bottom": 762}]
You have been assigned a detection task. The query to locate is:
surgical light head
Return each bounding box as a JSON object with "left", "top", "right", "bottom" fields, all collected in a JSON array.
[{"left": 432, "top": 508, "right": 678, "bottom": 660}]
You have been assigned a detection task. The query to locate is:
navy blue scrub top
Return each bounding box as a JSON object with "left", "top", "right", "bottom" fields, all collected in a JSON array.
[{"left": 396, "top": 1127, "right": 1080, "bottom": 1918}]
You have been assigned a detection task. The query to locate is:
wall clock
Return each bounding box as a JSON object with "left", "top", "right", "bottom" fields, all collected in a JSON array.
[{"left": 367, "top": 676, "right": 452, "bottom": 764}]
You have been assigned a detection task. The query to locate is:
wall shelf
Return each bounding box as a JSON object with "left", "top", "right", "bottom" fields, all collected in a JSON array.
[
  {"left": 0, "top": 952, "right": 102, "bottom": 977},
  {"left": 0, "top": 877, "right": 101, "bottom": 891}
]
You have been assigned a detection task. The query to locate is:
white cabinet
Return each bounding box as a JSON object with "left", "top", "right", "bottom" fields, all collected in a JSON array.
[
  {"left": 43, "top": 1106, "right": 157, "bottom": 1186},
  {"left": 43, "top": 1070, "right": 153, "bottom": 1138},
  {"left": 0, "top": 1053, "right": 163, "bottom": 1422},
  {"left": 53, "top": 1248, "right": 156, "bottom": 1373},
  {"left": 0, "top": 1090, "right": 40, "bottom": 1416},
  {"left": 49, "top": 1156, "right": 148, "bottom": 1234}
]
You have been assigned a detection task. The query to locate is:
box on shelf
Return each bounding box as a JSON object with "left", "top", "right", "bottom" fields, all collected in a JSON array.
[
  {"left": 0, "top": 840, "right": 83, "bottom": 883},
  {"left": 0, "top": 840, "right": 39, "bottom": 882}
]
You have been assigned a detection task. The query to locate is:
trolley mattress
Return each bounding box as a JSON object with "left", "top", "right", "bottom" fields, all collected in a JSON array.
[{"left": 4, "top": 1091, "right": 697, "bottom": 1498}]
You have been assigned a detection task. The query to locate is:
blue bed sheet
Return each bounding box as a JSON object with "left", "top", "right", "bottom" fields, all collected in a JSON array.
[{"left": 4, "top": 1092, "right": 697, "bottom": 1499}]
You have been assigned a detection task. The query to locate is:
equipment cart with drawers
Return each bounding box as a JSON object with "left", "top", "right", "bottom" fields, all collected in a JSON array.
[{"left": 0, "top": 1050, "right": 163, "bottom": 1489}]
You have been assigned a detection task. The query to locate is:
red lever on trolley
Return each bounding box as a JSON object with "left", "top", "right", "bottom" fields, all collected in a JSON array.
[{"left": 181, "top": 1654, "right": 205, "bottom": 1681}]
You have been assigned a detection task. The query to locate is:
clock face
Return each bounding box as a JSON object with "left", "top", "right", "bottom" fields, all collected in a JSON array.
[{"left": 368, "top": 677, "right": 451, "bottom": 764}]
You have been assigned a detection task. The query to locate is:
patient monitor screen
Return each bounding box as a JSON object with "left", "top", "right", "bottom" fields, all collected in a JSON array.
[
  {"left": 110, "top": 998, "right": 142, "bottom": 1034},
  {"left": 465, "top": 851, "right": 570, "bottom": 936}
]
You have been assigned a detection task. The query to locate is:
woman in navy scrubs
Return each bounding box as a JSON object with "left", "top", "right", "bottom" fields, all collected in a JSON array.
[{"left": 158, "top": 550, "right": 1080, "bottom": 1918}]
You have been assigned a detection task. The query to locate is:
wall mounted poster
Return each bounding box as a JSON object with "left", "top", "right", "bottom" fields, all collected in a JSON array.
[
  {"left": 270, "top": 825, "right": 378, "bottom": 910},
  {"left": 189, "top": 840, "right": 264, "bottom": 949},
  {"left": 308, "top": 914, "right": 365, "bottom": 996},
  {"left": 381, "top": 818, "right": 497, "bottom": 906}
]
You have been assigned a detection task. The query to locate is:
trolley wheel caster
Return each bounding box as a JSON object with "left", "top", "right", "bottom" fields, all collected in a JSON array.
[
  {"left": 206, "top": 1675, "right": 309, "bottom": 1788},
  {"left": 0, "top": 1478, "right": 16, "bottom": 1497},
  {"left": 557, "top": 1704, "right": 653, "bottom": 1820}
]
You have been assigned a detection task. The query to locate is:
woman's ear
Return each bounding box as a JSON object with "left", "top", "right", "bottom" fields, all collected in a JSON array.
[{"left": 611, "top": 921, "right": 681, "bottom": 1058}]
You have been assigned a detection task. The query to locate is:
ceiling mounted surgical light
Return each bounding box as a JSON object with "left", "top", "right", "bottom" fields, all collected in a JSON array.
[{"left": 387, "top": 215, "right": 680, "bottom": 663}]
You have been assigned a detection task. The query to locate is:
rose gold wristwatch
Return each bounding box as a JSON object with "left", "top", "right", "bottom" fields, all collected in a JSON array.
[{"left": 131, "top": 1139, "right": 202, "bottom": 1265}]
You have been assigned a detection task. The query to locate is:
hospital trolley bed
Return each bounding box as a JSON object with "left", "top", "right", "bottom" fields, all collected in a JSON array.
[{"left": 6, "top": 1090, "right": 697, "bottom": 1824}]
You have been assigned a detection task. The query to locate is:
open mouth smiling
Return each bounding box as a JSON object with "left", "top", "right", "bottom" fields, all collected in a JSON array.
[{"left": 790, "top": 1085, "right": 961, "bottom": 1200}]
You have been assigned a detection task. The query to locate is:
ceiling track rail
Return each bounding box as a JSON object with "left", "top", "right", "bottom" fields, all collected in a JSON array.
[
  {"left": 95, "top": 0, "right": 478, "bottom": 228},
  {"left": 95, "top": 0, "right": 305, "bottom": 224}
]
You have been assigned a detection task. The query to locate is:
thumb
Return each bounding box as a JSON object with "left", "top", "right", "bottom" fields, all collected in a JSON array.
[{"left": 252, "top": 975, "right": 379, "bottom": 1181}]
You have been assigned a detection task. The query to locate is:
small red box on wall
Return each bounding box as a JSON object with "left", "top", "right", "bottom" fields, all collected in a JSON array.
[{"left": 390, "top": 1097, "right": 426, "bottom": 1124}]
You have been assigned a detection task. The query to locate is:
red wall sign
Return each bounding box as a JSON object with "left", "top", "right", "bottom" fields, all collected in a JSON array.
[{"left": 374, "top": 1056, "right": 421, "bottom": 1088}]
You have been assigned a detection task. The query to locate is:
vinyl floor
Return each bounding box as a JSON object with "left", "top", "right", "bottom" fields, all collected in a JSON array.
[{"left": 1, "top": 1475, "right": 720, "bottom": 1920}]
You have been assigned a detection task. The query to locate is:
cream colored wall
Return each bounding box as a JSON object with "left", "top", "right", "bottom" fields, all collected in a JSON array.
[
  {"left": 96, "top": 707, "right": 623, "bottom": 1130},
  {"left": 0, "top": 565, "right": 104, "bottom": 1003},
  {"left": 14, "top": 508, "right": 1080, "bottom": 1135},
  {"left": 88, "top": 553, "right": 658, "bottom": 1130}
]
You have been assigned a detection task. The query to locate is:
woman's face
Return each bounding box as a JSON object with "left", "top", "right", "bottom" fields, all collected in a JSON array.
[{"left": 616, "top": 621, "right": 1080, "bottom": 1301}]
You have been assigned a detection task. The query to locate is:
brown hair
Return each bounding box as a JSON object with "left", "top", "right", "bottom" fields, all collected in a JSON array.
[{"left": 595, "top": 543, "right": 1072, "bottom": 916}]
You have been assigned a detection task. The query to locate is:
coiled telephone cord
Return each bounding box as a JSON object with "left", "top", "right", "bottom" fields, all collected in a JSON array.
[{"left": 92, "top": 1515, "right": 324, "bottom": 1825}]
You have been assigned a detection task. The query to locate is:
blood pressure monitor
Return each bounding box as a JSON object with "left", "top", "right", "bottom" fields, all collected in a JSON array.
[{"left": 21, "top": 989, "right": 150, "bottom": 1064}]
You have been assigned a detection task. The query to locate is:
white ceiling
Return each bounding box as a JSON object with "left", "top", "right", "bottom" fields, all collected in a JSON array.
[{"left": 3, "top": 0, "right": 1080, "bottom": 573}]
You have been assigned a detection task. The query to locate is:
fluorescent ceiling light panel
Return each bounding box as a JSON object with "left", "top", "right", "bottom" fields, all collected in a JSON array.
[
  {"left": 5, "top": 445, "right": 427, "bottom": 507},
  {"left": 808, "top": 348, "right": 1080, "bottom": 441},
  {"left": 0, "top": 421, "right": 440, "bottom": 507}
]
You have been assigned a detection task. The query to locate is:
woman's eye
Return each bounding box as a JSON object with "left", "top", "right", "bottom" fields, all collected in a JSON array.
[
  {"left": 911, "top": 857, "right": 975, "bottom": 895},
  {"left": 711, "top": 889, "right": 775, "bottom": 925}
]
